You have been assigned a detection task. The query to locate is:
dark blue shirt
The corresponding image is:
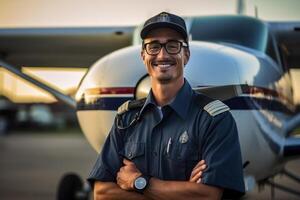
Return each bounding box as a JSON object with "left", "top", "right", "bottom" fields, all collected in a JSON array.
[{"left": 88, "top": 80, "right": 245, "bottom": 198}]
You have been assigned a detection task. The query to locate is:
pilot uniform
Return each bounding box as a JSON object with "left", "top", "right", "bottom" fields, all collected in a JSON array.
[{"left": 88, "top": 80, "right": 245, "bottom": 199}]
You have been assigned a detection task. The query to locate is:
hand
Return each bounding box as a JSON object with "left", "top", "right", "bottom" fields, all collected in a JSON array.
[
  {"left": 189, "top": 160, "right": 206, "bottom": 183},
  {"left": 117, "top": 159, "right": 142, "bottom": 191}
]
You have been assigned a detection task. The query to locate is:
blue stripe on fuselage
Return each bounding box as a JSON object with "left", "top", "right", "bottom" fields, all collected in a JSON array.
[{"left": 76, "top": 96, "right": 294, "bottom": 115}]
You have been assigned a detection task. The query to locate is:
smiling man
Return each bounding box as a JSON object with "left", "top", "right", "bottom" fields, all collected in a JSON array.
[{"left": 88, "top": 12, "right": 245, "bottom": 200}]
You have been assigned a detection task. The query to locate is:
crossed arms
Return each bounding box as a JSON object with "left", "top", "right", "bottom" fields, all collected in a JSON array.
[{"left": 93, "top": 159, "right": 223, "bottom": 200}]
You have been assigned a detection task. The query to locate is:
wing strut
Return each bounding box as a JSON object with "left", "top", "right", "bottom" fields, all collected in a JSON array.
[
  {"left": 0, "top": 59, "right": 76, "bottom": 108},
  {"left": 266, "top": 179, "right": 300, "bottom": 197}
]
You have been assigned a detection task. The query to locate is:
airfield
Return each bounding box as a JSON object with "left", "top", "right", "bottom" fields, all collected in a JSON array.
[{"left": 0, "top": 131, "right": 300, "bottom": 200}]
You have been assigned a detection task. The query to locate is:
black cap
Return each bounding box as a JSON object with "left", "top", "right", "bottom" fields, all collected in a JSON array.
[{"left": 140, "top": 12, "right": 188, "bottom": 41}]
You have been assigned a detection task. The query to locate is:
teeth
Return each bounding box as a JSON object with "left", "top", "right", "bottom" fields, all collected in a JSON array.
[{"left": 156, "top": 64, "right": 172, "bottom": 68}]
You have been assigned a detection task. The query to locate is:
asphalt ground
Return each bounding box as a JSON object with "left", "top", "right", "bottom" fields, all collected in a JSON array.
[{"left": 0, "top": 132, "right": 299, "bottom": 200}]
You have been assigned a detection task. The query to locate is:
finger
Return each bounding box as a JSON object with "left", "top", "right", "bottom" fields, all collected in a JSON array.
[
  {"left": 123, "top": 165, "right": 133, "bottom": 172},
  {"left": 194, "top": 160, "right": 205, "bottom": 169},
  {"left": 190, "top": 164, "right": 206, "bottom": 179},
  {"left": 190, "top": 171, "right": 202, "bottom": 182},
  {"left": 197, "top": 178, "right": 202, "bottom": 184},
  {"left": 192, "top": 160, "right": 205, "bottom": 170},
  {"left": 123, "top": 158, "right": 134, "bottom": 165},
  {"left": 195, "top": 163, "right": 206, "bottom": 173},
  {"left": 116, "top": 172, "right": 121, "bottom": 184}
]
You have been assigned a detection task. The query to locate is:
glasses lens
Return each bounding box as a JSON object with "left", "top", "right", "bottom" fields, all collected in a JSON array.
[
  {"left": 166, "top": 41, "right": 181, "bottom": 54},
  {"left": 145, "top": 41, "right": 183, "bottom": 55},
  {"left": 146, "top": 42, "right": 161, "bottom": 55}
]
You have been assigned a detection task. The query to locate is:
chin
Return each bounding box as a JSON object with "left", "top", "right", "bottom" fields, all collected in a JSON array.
[{"left": 157, "top": 76, "right": 173, "bottom": 84}]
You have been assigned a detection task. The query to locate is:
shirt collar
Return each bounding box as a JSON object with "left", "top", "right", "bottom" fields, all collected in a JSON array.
[
  {"left": 139, "top": 89, "right": 157, "bottom": 115},
  {"left": 169, "top": 80, "right": 193, "bottom": 120},
  {"left": 139, "top": 79, "right": 193, "bottom": 120}
]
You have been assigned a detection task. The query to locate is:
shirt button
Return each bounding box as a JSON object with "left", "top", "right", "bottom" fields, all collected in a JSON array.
[{"left": 128, "top": 152, "right": 133, "bottom": 158}]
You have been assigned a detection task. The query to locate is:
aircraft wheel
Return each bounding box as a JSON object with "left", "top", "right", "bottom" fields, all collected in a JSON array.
[
  {"left": 57, "top": 173, "right": 87, "bottom": 200},
  {"left": 0, "top": 116, "right": 8, "bottom": 135}
]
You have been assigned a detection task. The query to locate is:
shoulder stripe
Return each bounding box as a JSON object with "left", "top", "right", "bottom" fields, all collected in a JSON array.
[{"left": 203, "top": 100, "right": 230, "bottom": 116}]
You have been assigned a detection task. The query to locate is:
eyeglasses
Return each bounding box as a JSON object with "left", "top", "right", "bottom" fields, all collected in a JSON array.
[{"left": 143, "top": 40, "right": 188, "bottom": 56}]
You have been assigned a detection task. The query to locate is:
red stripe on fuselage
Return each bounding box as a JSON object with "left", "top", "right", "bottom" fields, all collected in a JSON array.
[{"left": 84, "top": 87, "right": 135, "bottom": 95}]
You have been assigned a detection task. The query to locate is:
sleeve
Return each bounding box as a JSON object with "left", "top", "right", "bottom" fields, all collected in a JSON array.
[
  {"left": 200, "top": 111, "right": 245, "bottom": 199},
  {"left": 87, "top": 118, "right": 124, "bottom": 188}
]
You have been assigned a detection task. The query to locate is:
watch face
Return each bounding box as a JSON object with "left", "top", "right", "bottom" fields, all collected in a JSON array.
[{"left": 134, "top": 177, "right": 147, "bottom": 190}]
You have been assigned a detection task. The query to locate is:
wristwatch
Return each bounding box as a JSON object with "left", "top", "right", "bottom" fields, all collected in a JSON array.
[{"left": 133, "top": 175, "right": 150, "bottom": 193}]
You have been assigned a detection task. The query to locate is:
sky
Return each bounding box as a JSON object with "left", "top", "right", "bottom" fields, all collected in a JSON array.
[{"left": 0, "top": 0, "right": 299, "bottom": 28}]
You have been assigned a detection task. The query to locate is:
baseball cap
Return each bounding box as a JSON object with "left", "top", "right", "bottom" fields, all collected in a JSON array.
[{"left": 140, "top": 12, "right": 188, "bottom": 42}]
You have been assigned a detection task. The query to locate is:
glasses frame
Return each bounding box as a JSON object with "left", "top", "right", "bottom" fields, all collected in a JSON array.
[{"left": 143, "top": 40, "right": 188, "bottom": 56}]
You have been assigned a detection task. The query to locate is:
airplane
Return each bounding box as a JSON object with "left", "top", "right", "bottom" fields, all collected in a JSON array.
[{"left": 1, "top": 10, "right": 300, "bottom": 200}]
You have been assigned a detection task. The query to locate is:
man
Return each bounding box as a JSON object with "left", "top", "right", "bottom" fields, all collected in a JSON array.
[{"left": 88, "top": 12, "right": 245, "bottom": 199}]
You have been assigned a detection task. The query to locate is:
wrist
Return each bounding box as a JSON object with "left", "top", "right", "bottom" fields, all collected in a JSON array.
[
  {"left": 131, "top": 172, "right": 142, "bottom": 190},
  {"left": 133, "top": 174, "right": 151, "bottom": 193}
]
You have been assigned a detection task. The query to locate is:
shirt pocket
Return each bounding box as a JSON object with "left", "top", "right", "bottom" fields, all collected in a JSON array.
[
  {"left": 164, "top": 142, "right": 199, "bottom": 180},
  {"left": 122, "top": 142, "right": 146, "bottom": 173},
  {"left": 180, "top": 145, "right": 200, "bottom": 179}
]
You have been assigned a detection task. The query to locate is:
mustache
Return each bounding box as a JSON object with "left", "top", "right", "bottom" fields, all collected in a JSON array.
[{"left": 152, "top": 59, "right": 176, "bottom": 65}]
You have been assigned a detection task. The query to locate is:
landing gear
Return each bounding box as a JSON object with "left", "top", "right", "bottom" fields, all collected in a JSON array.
[{"left": 57, "top": 173, "right": 90, "bottom": 200}]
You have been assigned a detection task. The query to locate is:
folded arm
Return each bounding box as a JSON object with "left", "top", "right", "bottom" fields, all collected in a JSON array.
[
  {"left": 114, "top": 159, "right": 222, "bottom": 200},
  {"left": 94, "top": 181, "right": 150, "bottom": 200},
  {"left": 144, "top": 178, "right": 223, "bottom": 200}
]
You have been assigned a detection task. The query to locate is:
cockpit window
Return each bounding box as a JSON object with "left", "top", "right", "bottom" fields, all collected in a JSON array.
[{"left": 190, "top": 15, "right": 268, "bottom": 52}]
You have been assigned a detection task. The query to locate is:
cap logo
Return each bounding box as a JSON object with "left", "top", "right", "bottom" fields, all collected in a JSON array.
[{"left": 158, "top": 13, "right": 170, "bottom": 22}]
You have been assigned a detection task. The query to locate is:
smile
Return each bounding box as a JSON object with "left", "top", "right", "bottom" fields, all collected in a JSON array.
[{"left": 153, "top": 62, "right": 175, "bottom": 70}]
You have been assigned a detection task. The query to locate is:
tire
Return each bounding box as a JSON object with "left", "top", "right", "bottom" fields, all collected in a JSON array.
[
  {"left": 57, "top": 173, "right": 83, "bottom": 200},
  {"left": 0, "top": 116, "right": 8, "bottom": 135}
]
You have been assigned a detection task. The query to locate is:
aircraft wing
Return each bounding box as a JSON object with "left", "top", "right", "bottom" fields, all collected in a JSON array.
[{"left": 0, "top": 26, "right": 134, "bottom": 68}]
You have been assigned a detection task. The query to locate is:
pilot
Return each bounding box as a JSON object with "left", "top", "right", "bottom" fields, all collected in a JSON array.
[{"left": 88, "top": 12, "right": 245, "bottom": 199}]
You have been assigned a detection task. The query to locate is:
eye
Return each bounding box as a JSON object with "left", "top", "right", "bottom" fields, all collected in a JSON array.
[
  {"left": 147, "top": 43, "right": 160, "bottom": 51},
  {"left": 166, "top": 41, "right": 180, "bottom": 50}
]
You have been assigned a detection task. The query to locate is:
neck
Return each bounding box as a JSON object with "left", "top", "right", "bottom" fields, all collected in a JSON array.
[{"left": 151, "top": 78, "right": 184, "bottom": 106}]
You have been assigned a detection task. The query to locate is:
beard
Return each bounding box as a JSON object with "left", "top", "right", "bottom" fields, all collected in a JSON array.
[{"left": 157, "top": 75, "right": 173, "bottom": 84}]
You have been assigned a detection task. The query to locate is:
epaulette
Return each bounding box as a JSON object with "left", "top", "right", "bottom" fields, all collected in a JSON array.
[
  {"left": 203, "top": 100, "right": 230, "bottom": 117},
  {"left": 117, "top": 98, "right": 146, "bottom": 115}
]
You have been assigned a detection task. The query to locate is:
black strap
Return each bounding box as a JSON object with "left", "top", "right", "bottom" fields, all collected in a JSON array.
[
  {"left": 116, "top": 98, "right": 146, "bottom": 130},
  {"left": 128, "top": 98, "right": 146, "bottom": 110}
]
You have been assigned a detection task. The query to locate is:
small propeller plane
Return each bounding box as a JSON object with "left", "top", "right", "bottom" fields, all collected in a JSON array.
[{"left": 0, "top": 11, "right": 300, "bottom": 200}]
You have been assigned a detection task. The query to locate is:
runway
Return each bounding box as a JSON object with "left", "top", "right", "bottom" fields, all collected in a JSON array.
[
  {"left": 0, "top": 131, "right": 97, "bottom": 200},
  {"left": 0, "top": 132, "right": 299, "bottom": 200}
]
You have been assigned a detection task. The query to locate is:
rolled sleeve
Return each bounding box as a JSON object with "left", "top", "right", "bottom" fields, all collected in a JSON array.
[
  {"left": 87, "top": 121, "right": 123, "bottom": 188},
  {"left": 201, "top": 112, "right": 245, "bottom": 199}
]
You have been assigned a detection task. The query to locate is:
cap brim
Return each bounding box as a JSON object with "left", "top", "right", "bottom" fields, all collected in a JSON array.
[{"left": 140, "top": 22, "right": 187, "bottom": 40}]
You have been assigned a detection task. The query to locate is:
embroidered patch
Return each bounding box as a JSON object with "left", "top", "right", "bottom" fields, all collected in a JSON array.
[
  {"left": 179, "top": 131, "right": 189, "bottom": 144},
  {"left": 203, "top": 100, "right": 229, "bottom": 117}
]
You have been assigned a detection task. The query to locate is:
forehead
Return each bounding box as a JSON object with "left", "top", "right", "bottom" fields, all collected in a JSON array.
[{"left": 143, "top": 27, "right": 184, "bottom": 43}]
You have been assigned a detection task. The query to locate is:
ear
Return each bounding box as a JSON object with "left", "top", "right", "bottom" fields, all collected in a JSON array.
[
  {"left": 141, "top": 49, "right": 146, "bottom": 62},
  {"left": 183, "top": 48, "right": 190, "bottom": 66}
]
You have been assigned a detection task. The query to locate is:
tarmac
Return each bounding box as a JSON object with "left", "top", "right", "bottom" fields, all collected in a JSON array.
[{"left": 0, "top": 131, "right": 299, "bottom": 200}]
